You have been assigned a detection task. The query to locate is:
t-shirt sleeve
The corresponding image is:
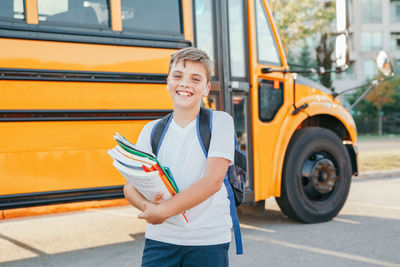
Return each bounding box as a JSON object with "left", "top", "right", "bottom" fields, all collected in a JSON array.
[
  {"left": 135, "top": 120, "right": 159, "bottom": 154},
  {"left": 208, "top": 111, "right": 235, "bottom": 164}
]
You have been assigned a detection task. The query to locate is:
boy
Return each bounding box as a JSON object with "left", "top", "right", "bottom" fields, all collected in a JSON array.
[{"left": 123, "top": 47, "right": 235, "bottom": 267}]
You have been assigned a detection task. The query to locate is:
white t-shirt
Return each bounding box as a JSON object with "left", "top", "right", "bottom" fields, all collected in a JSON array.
[{"left": 135, "top": 110, "right": 235, "bottom": 246}]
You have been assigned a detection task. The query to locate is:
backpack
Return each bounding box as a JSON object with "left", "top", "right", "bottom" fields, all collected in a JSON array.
[{"left": 150, "top": 107, "right": 246, "bottom": 255}]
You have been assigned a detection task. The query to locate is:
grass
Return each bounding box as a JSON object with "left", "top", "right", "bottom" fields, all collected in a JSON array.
[
  {"left": 358, "top": 134, "right": 400, "bottom": 141},
  {"left": 358, "top": 149, "right": 400, "bottom": 172}
]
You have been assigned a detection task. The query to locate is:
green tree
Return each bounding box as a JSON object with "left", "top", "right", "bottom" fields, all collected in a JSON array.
[
  {"left": 365, "top": 75, "right": 397, "bottom": 112},
  {"left": 297, "top": 41, "right": 317, "bottom": 80},
  {"left": 316, "top": 33, "right": 334, "bottom": 88}
]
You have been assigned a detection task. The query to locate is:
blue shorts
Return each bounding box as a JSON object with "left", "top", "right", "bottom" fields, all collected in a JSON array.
[{"left": 141, "top": 239, "right": 230, "bottom": 267}]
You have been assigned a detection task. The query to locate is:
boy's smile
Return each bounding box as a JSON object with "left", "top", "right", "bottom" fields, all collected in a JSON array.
[{"left": 167, "top": 60, "right": 210, "bottom": 111}]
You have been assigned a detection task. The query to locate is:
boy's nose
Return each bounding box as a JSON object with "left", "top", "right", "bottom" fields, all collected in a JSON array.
[{"left": 179, "top": 79, "right": 190, "bottom": 88}]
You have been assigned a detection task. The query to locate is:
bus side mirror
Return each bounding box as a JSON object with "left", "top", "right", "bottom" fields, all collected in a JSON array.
[
  {"left": 335, "top": 0, "right": 350, "bottom": 69},
  {"left": 376, "top": 50, "right": 394, "bottom": 78}
]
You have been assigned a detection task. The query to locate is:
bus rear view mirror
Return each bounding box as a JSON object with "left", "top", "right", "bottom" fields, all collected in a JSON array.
[
  {"left": 335, "top": 0, "right": 350, "bottom": 69},
  {"left": 376, "top": 50, "right": 394, "bottom": 78},
  {"left": 335, "top": 34, "right": 348, "bottom": 69}
]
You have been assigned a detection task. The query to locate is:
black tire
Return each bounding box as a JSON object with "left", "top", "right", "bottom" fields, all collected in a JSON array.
[{"left": 276, "top": 127, "right": 352, "bottom": 223}]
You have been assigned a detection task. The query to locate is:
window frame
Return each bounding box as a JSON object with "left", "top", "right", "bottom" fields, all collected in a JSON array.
[{"left": 254, "top": 0, "right": 282, "bottom": 67}]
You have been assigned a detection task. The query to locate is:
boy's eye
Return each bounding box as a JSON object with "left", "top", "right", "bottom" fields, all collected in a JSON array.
[
  {"left": 193, "top": 78, "right": 200, "bottom": 82},
  {"left": 173, "top": 75, "right": 182, "bottom": 79}
]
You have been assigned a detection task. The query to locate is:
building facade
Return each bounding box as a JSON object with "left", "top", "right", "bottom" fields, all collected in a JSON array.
[{"left": 333, "top": 0, "right": 400, "bottom": 91}]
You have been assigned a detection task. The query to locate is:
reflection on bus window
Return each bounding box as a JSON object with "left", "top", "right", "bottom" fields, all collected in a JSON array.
[
  {"left": 195, "top": 0, "right": 216, "bottom": 75},
  {"left": 0, "top": 0, "right": 24, "bottom": 20},
  {"left": 121, "top": 0, "right": 182, "bottom": 34},
  {"left": 233, "top": 95, "right": 247, "bottom": 154},
  {"left": 255, "top": 0, "right": 281, "bottom": 65},
  {"left": 38, "top": 0, "right": 110, "bottom": 27},
  {"left": 228, "top": 0, "right": 246, "bottom": 78}
]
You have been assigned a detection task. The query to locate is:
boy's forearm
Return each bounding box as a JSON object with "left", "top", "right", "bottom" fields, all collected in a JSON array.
[
  {"left": 123, "top": 182, "right": 149, "bottom": 211},
  {"left": 159, "top": 157, "right": 230, "bottom": 219}
]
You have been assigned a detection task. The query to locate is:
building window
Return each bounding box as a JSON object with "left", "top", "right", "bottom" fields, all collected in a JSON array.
[
  {"left": 361, "top": 32, "right": 382, "bottom": 51},
  {"left": 38, "top": 0, "right": 110, "bottom": 28},
  {"left": 394, "top": 60, "right": 400, "bottom": 76},
  {"left": 364, "top": 59, "right": 378, "bottom": 80},
  {"left": 361, "top": 0, "right": 381, "bottom": 23},
  {"left": 0, "top": 0, "right": 24, "bottom": 20},
  {"left": 391, "top": 33, "right": 400, "bottom": 51},
  {"left": 391, "top": 0, "right": 400, "bottom": 23}
]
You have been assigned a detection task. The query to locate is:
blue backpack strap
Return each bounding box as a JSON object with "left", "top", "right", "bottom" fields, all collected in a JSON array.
[
  {"left": 196, "top": 107, "right": 212, "bottom": 157},
  {"left": 196, "top": 107, "right": 243, "bottom": 255},
  {"left": 224, "top": 175, "right": 243, "bottom": 254},
  {"left": 151, "top": 112, "right": 173, "bottom": 156}
]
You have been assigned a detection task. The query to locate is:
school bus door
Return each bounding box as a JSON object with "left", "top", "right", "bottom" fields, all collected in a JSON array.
[
  {"left": 248, "top": 0, "right": 296, "bottom": 201},
  {"left": 194, "top": 0, "right": 253, "bottom": 200}
]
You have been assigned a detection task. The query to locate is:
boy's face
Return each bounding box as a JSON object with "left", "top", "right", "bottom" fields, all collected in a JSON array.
[{"left": 167, "top": 60, "right": 211, "bottom": 111}]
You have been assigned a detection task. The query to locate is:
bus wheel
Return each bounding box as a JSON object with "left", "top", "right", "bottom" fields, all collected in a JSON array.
[{"left": 276, "top": 127, "right": 352, "bottom": 223}]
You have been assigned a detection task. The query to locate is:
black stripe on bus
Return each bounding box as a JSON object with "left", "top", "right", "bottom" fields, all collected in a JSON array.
[
  {"left": 0, "top": 109, "right": 172, "bottom": 122},
  {"left": 0, "top": 68, "right": 168, "bottom": 83},
  {"left": 0, "top": 186, "right": 124, "bottom": 210}
]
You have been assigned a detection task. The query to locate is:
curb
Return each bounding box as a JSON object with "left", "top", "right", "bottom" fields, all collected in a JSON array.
[{"left": 354, "top": 169, "right": 400, "bottom": 180}]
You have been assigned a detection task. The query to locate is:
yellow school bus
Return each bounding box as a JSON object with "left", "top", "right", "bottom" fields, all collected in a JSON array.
[{"left": 0, "top": 0, "right": 357, "bottom": 223}]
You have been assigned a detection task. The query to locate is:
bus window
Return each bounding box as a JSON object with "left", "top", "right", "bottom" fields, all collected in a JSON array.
[
  {"left": 255, "top": 0, "right": 281, "bottom": 65},
  {"left": 121, "top": 0, "right": 182, "bottom": 34},
  {"left": 258, "top": 80, "right": 283, "bottom": 122},
  {"left": 38, "top": 0, "right": 110, "bottom": 27},
  {"left": 194, "top": 0, "right": 216, "bottom": 76},
  {"left": 0, "top": 0, "right": 24, "bottom": 20},
  {"left": 228, "top": 0, "right": 246, "bottom": 79}
]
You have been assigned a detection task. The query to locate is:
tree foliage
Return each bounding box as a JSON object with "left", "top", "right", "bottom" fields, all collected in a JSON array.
[
  {"left": 267, "top": 0, "right": 336, "bottom": 51},
  {"left": 365, "top": 76, "right": 398, "bottom": 111},
  {"left": 347, "top": 77, "right": 400, "bottom": 116},
  {"left": 267, "top": 0, "right": 336, "bottom": 88}
]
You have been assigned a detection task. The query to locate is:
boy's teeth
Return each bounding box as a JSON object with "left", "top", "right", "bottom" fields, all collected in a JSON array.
[{"left": 177, "top": 91, "right": 192, "bottom": 96}]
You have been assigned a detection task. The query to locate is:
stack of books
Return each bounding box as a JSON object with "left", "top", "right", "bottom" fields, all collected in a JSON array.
[{"left": 108, "top": 132, "right": 188, "bottom": 225}]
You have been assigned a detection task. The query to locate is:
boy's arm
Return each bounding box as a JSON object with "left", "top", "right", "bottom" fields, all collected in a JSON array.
[
  {"left": 123, "top": 182, "right": 162, "bottom": 212},
  {"left": 138, "top": 157, "right": 230, "bottom": 224}
]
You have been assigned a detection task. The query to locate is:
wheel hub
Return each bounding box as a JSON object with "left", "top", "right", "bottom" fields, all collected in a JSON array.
[
  {"left": 302, "top": 154, "right": 338, "bottom": 200},
  {"left": 311, "top": 158, "right": 337, "bottom": 194}
]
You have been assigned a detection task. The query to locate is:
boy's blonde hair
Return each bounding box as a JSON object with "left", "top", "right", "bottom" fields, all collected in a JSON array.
[{"left": 168, "top": 47, "right": 213, "bottom": 84}]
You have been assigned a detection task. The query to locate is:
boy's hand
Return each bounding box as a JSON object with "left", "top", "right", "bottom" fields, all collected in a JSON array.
[
  {"left": 137, "top": 202, "right": 168, "bottom": 225},
  {"left": 151, "top": 191, "right": 164, "bottom": 204}
]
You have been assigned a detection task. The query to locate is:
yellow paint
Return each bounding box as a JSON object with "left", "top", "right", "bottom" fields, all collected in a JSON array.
[
  {"left": 110, "top": 0, "right": 122, "bottom": 31},
  {"left": 25, "top": 0, "right": 38, "bottom": 24},
  {"left": 1, "top": 81, "right": 172, "bottom": 110},
  {"left": 0, "top": 121, "right": 148, "bottom": 194},
  {"left": 0, "top": 38, "right": 174, "bottom": 73}
]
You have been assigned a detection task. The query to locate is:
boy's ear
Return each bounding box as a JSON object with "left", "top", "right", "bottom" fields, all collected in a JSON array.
[
  {"left": 166, "top": 77, "right": 170, "bottom": 90},
  {"left": 203, "top": 82, "right": 211, "bottom": 96}
]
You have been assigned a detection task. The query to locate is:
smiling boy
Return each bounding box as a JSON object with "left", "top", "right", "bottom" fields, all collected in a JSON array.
[{"left": 123, "top": 47, "right": 235, "bottom": 267}]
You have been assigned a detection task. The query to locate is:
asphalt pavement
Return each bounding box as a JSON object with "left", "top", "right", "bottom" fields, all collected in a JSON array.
[{"left": 1, "top": 175, "right": 399, "bottom": 267}]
